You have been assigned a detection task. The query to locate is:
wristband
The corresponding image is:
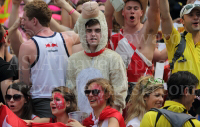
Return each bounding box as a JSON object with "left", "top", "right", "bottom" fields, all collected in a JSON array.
[{"left": 69, "top": 9, "right": 75, "bottom": 15}]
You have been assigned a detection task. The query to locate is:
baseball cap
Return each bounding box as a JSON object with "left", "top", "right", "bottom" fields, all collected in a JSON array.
[{"left": 180, "top": 3, "right": 200, "bottom": 18}]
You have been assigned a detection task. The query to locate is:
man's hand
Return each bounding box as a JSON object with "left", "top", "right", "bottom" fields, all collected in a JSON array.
[
  {"left": 23, "top": 0, "right": 33, "bottom": 4},
  {"left": 7, "top": 18, "right": 21, "bottom": 40},
  {"left": 0, "top": 102, "right": 4, "bottom": 108},
  {"left": 12, "top": 18, "right": 21, "bottom": 30},
  {"left": 66, "top": 119, "right": 84, "bottom": 127},
  {"left": 54, "top": 0, "right": 66, "bottom": 8},
  {"left": 24, "top": 120, "right": 33, "bottom": 126}
]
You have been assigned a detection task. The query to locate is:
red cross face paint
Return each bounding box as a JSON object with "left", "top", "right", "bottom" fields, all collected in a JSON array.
[
  {"left": 54, "top": 93, "right": 65, "bottom": 110},
  {"left": 89, "top": 83, "right": 105, "bottom": 105}
]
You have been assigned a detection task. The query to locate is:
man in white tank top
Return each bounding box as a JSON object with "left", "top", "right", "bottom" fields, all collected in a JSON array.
[{"left": 8, "top": 0, "right": 80, "bottom": 118}]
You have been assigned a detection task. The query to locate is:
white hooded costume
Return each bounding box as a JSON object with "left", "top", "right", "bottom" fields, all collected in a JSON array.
[{"left": 67, "top": 2, "right": 128, "bottom": 114}]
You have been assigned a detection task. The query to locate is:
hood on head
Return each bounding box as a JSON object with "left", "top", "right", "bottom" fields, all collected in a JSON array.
[{"left": 74, "top": 11, "right": 108, "bottom": 53}]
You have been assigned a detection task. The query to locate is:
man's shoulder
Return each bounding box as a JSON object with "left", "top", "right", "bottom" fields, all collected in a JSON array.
[
  {"left": 19, "top": 39, "right": 37, "bottom": 53},
  {"left": 61, "top": 31, "right": 78, "bottom": 38}
]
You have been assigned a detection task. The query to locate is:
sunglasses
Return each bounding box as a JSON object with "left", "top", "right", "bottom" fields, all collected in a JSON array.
[
  {"left": 1, "top": 30, "right": 8, "bottom": 43},
  {"left": 185, "top": 4, "right": 200, "bottom": 10},
  {"left": 84, "top": 89, "right": 101, "bottom": 96},
  {"left": 144, "top": 78, "right": 164, "bottom": 88},
  {"left": 5, "top": 94, "right": 23, "bottom": 102}
]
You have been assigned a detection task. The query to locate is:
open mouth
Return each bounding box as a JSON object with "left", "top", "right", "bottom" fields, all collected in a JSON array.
[
  {"left": 156, "top": 103, "right": 162, "bottom": 107},
  {"left": 89, "top": 99, "right": 96, "bottom": 103},
  {"left": 130, "top": 16, "right": 135, "bottom": 21},
  {"left": 193, "top": 22, "right": 199, "bottom": 25},
  {"left": 52, "top": 106, "right": 57, "bottom": 110},
  {"left": 91, "top": 38, "right": 97, "bottom": 40},
  {"left": 10, "top": 105, "right": 15, "bottom": 108}
]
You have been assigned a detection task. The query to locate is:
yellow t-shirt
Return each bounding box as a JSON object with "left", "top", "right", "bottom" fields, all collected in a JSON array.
[
  {"left": 164, "top": 27, "right": 200, "bottom": 89},
  {"left": 140, "top": 101, "right": 200, "bottom": 127}
]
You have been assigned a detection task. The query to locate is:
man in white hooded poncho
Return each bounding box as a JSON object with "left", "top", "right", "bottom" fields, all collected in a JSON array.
[{"left": 67, "top": 1, "right": 128, "bottom": 114}]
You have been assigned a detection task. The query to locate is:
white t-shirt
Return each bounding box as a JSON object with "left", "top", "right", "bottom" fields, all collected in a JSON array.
[
  {"left": 92, "top": 112, "right": 108, "bottom": 127},
  {"left": 31, "top": 114, "right": 38, "bottom": 120},
  {"left": 126, "top": 117, "right": 140, "bottom": 127}
]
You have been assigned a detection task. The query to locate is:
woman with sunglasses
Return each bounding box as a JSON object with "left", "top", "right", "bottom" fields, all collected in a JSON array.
[
  {"left": 66, "top": 78, "right": 126, "bottom": 127},
  {"left": 125, "top": 75, "right": 164, "bottom": 127},
  {"left": 5, "top": 82, "right": 40, "bottom": 120}
]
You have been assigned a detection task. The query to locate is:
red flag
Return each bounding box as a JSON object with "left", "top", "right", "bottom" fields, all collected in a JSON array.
[
  {"left": 32, "top": 123, "right": 68, "bottom": 127},
  {"left": 0, "top": 105, "right": 69, "bottom": 127},
  {"left": 0, "top": 105, "right": 27, "bottom": 127}
]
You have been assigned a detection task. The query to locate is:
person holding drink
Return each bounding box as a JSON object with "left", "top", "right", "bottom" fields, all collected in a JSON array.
[{"left": 66, "top": 78, "right": 126, "bottom": 127}]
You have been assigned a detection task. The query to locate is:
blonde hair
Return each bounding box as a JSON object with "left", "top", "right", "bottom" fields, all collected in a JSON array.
[
  {"left": 125, "top": 75, "right": 164, "bottom": 123},
  {"left": 85, "top": 78, "right": 115, "bottom": 106}
]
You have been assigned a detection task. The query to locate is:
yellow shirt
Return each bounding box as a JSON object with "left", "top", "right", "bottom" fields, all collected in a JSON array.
[
  {"left": 140, "top": 101, "right": 200, "bottom": 127},
  {"left": 164, "top": 27, "right": 200, "bottom": 89}
]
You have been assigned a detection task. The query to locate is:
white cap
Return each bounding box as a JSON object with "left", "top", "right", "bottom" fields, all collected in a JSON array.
[{"left": 180, "top": 3, "right": 200, "bottom": 18}]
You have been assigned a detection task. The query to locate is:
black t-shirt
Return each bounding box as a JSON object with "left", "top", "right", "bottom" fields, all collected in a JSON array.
[
  {"left": 8, "top": 55, "right": 19, "bottom": 80},
  {"left": 0, "top": 57, "right": 15, "bottom": 82},
  {"left": 0, "top": 57, "right": 15, "bottom": 104}
]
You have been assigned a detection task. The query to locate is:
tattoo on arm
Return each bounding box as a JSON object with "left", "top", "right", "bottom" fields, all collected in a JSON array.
[{"left": 19, "top": 70, "right": 23, "bottom": 82}]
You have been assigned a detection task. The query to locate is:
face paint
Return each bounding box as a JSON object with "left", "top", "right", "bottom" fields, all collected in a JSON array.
[
  {"left": 54, "top": 93, "right": 65, "bottom": 110},
  {"left": 91, "top": 83, "right": 105, "bottom": 104},
  {"left": 124, "top": 13, "right": 128, "bottom": 21}
]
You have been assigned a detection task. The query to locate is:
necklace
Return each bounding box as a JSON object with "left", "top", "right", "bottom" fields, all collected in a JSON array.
[{"left": 34, "top": 28, "right": 46, "bottom": 36}]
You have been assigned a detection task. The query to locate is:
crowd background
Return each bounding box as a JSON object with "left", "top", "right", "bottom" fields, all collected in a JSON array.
[{"left": 0, "top": 0, "right": 200, "bottom": 127}]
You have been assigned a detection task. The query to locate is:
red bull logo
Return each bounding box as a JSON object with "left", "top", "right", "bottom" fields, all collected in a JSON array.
[{"left": 45, "top": 43, "right": 58, "bottom": 48}]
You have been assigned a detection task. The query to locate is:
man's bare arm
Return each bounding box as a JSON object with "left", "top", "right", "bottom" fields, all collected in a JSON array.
[
  {"left": 153, "top": 48, "right": 168, "bottom": 63},
  {"left": 62, "top": 31, "right": 80, "bottom": 46},
  {"left": 54, "top": 0, "right": 80, "bottom": 26},
  {"left": 105, "top": 0, "right": 115, "bottom": 39},
  {"left": 160, "top": 0, "right": 173, "bottom": 39},
  {"left": 61, "top": 8, "right": 73, "bottom": 29},
  {"left": 145, "top": 0, "right": 160, "bottom": 35},
  {"left": 50, "top": 18, "right": 72, "bottom": 32},
  {"left": 18, "top": 43, "right": 31, "bottom": 86},
  {"left": 8, "top": 0, "right": 24, "bottom": 57}
]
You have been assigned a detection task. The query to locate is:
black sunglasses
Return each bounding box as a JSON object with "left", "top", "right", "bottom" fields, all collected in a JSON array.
[
  {"left": 84, "top": 89, "right": 100, "bottom": 96},
  {"left": 5, "top": 94, "right": 23, "bottom": 102}
]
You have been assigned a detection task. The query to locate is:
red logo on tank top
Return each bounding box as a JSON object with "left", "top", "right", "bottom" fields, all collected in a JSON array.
[{"left": 45, "top": 43, "right": 58, "bottom": 48}]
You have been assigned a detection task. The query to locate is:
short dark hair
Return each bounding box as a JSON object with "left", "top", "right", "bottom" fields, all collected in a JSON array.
[
  {"left": 52, "top": 86, "right": 77, "bottom": 113},
  {"left": 6, "top": 82, "right": 32, "bottom": 120},
  {"left": 167, "top": 71, "right": 199, "bottom": 100},
  {"left": 85, "top": 19, "right": 100, "bottom": 28},
  {"left": 125, "top": 0, "right": 143, "bottom": 10}
]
